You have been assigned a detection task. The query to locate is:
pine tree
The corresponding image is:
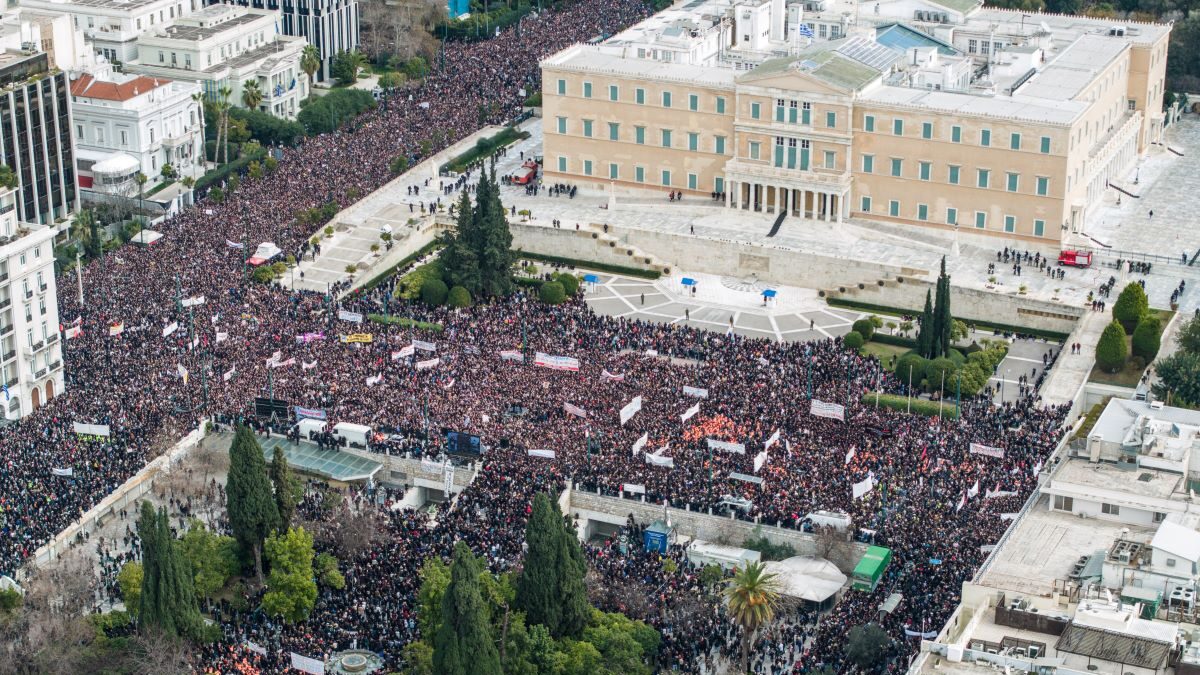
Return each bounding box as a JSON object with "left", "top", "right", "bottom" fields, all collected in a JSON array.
[
  {"left": 270, "top": 445, "right": 300, "bottom": 533},
  {"left": 516, "top": 493, "right": 589, "bottom": 638},
  {"left": 916, "top": 290, "right": 934, "bottom": 359},
  {"left": 442, "top": 189, "right": 481, "bottom": 295},
  {"left": 226, "top": 425, "right": 279, "bottom": 583},
  {"left": 433, "top": 542, "right": 501, "bottom": 675},
  {"left": 937, "top": 257, "right": 953, "bottom": 357}
]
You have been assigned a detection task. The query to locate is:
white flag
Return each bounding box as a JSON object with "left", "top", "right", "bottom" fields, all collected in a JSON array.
[
  {"left": 527, "top": 449, "right": 556, "bottom": 459},
  {"left": 631, "top": 432, "right": 649, "bottom": 456},
  {"left": 289, "top": 653, "right": 325, "bottom": 675},
  {"left": 682, "top": 386, "right": 708, "bottom": 398},
  {"left": 302, "top": 360, "right": 317, "bottom": 370},
  {"left": 753, "top": 450, "right": 768, "bottom": 473},
  {"left": 225, "top": 239, "right": 244, "bottom": 250},
  {"left": 162, "top": 322, "right": 179, "bottom": 337},
  {"left": 852, "top": 475, "right": 875, "bottom": 500},
  {"left": 222, "top": 367, "right": 236, "bottom": 381},
  {"left": 681, "top": 402, "right": 700, "bottom": 422},
  {"left": 845, "top": 447, "right": 856, "bottom": 465},
  {"left": 619, "top": 396, "right": 643, "bottom": 426},
  {"left": 645, "top": 454, "right": 675, "bottom": 468},
  {"left": 967, "top": 480, "right": 980, "bottom": 499},
  {"left": 52, "top": 467, "right": 73, "bottom": 477},
  {"left": 764, "top": 429, "right": 780, "bottom": 451}
]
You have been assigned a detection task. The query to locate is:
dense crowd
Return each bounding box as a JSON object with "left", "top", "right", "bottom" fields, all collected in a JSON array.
[{"left": 0, "top": 0, "right": 1075, "bottom": 672}]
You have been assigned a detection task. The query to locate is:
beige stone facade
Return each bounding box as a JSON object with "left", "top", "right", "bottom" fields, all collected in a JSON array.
[{"left": 540, "top": 6, "right": 1170, "bottom": 245}]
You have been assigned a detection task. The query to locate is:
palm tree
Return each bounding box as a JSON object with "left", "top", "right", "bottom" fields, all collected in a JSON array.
[
  {"left": 241, "top": 79, "right": 263, "bottom": 111},
  {"left": 348, "top": 50, "right": 368, "bottom": 82},
  {"left": 218, "top": 85, "right": 233, "bottom": 165},
  {"left": 724, "top": 561, "right": 782, "bottom": 674},
  {"left": 300, "top": 45, "right": 321, "bottom": 90},
  {"left": 192, "top": 92, "right": 207, "bottom": 171},
  {"left": 72, "top": 208, "right": 100, "bottom": 259},
  {"left": 134, "top": 172, "right": 148, "bottom": 218}
]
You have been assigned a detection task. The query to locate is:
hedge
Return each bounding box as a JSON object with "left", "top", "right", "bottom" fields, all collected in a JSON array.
[
  {"left": 195, "top": 146, "right": 267, "bottom": 194},
  {"left": 441, "top": 126, "right": 530, "bottom": 174},
  {"left": 862, "top": 393, "right": 960, "bottom": 419},
  {"left": 1071, "top": 397, "right": 1112, "bottom": 441},
  {"left": 870, "top": 333, "right": 918, "bottom": 348},
  {"left": 366, "top": 314, "right": 445, "bottom": 332},
  {"left": 826, "top": 297, "right": 1070, "bottom": 341},
  {"left": 844, "top": 331, "right": 865, "bottom": 349},
  {"left": 516, "top": 251, "right": 662, "bottom": 279},
  {"left": 357, "top": 241, "right": 442, "bottom": 292}
]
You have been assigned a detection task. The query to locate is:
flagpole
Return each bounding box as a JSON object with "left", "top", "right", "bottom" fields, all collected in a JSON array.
[
  {"left": 907, "top": 364, "right": 912, "bottom": 414},
  {"left": 955, "top": 371, "right": 961, "bottom": 420},
  {"left": 938, "top": 370, "right": 945, "bottom": 419},
  {"left": 76, "top": 251, "right": 84, "bottom": 307},
  {"left": 806, "top": 345, "right": 812, "bottom": 400}
]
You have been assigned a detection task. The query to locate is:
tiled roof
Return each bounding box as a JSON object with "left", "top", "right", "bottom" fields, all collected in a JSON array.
[{"left": 70, "top": 73, "right": 169, "bottom": 101}]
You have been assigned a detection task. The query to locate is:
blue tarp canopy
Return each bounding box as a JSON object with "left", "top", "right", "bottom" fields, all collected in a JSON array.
[
  {"left": 583, "top": 274, "right": 599, "bottom": 283},
  {"left": 681, "top": 278, "right": 697, "bottom": 286},
  {"left": 762, "top": 289, "right": 777, "bottom": 298}
]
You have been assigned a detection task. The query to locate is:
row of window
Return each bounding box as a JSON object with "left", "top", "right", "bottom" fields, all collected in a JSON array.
[
  {"left": 859, "top": 197, "right": 1047, "bottom": 236},
  {"left": 771, "top": 100, "right": 839, "bottom": 129},
  {"left": 554, "top": 117, "right": 728, "bottom": 153},
  {"left": 860, "top": 155, "right": 1051, "bottom": 195},
  {"left": 555, "top": 79, "right": 728, "bottom": 113},
  {"left": 863, "top": 115, "right": 1053, "bottom": 153},
  {"left": 554, "top": 156, "right": 723, "bottom": 191}
]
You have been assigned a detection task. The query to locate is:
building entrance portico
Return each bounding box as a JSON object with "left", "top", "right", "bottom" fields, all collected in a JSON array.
[{"left": 726, "top": 179, "right": 849, "bottom": 222}]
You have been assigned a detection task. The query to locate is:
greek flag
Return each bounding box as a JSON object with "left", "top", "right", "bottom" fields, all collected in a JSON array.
[{"left": 797, "top": 23, "right": 815, "bottom": 38}]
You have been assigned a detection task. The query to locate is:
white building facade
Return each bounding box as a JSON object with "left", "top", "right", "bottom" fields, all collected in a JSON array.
[
  {"left": 0, "top": 186, "right": 64, "bottom": 420},
  {"left": 125, "top": 5, "right": 308, "bottom": 118},
  {"left": 18, "top": 0, "right": 204, "bottom": 65},
  {"left": 213, "top": 0, "right": 359, "bottom": 83},
  {"left": 70, "top": 66, "right": 204, "bottom": 184}
]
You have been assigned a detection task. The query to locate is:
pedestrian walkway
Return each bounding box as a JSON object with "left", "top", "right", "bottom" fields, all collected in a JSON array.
[{"left": 1038, "top": 310, "right": 1109, "bottom": 407}]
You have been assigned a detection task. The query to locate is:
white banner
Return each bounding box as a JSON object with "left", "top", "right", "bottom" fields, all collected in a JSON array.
[
  {"left": 985, "top": 489, "right": 1018, "bottom": 499},
  {"left": 499, "top": 350, "right": 524, "bottom": 362},
  {"left": 366, "top": 373, "right": 383, "bottom": 386},
  {"left": 681, "top": 402, "right": 701, "bottom": 422},
  {"left": 967, "top": 480, "right": 980, "bottom": 499},
  {"left": 215, "top": 332, "right": 228, "bottom": 343},
  {"left": 413, "top": 339, "right": 437, "bottom": 352},
  {"left": 52, "top": 467, "right": 73, "bottom": 477},
  {"left": 631, "top": 432, "right": 649, "bottom": 456},
  {"left": 601, "top": 369, "right": 625, "bottom": 382},
  {"left": 243, "top": 640, "right": 267, "bottom": 656},
  {"left": 645, "top": 454, "right": 675, "bottom": 468},
  {"left": 290, "top": 652, "right": 325, "bottom": 675},
  {"left": 979, "top": 544, "right": 997, "bottom": 554},
  {"left": 764, "top": 429, "right": 780, "bottom": 451},
  {"left": 73, "top": 422, "right": 111, "bottom": 437},
  {"left": 753, "top": 450, "right": 768, "bottom": 473},
  {"left": 845, "top": 447, "right": 856, "bottom": 465},
  {"left": 181, "top": 295, "right": 205, "bottom": 308},
  {"left": 563, "top": 402, "right": 588, "bottom": 418},
  {"left": 443, "top": 466, "right": 455, "bottom": 496},
  {"left": 731, "top": 471, "right": 764, "bottom": 485},
  {"left": 682, "top": 386, "right": 709, "bottom": 399},
  {"left": 108, "top": 322, "right": 124, "bottom": 336},
  {"left": 270, "top": 357, "right": 295, "bottom": 369},
  {"left": 162, "top": 322, "right": 179, "bottom": 337},
  {"left": 225, "top": 239, "right": 244, "bottom": 250},
  {"left": 706, "top": 438, "right": 745, "bottom": 454},
  {"left": 810, "top": 399, "right": 846, "bottom": 421},
  {"left": 337, "top": 309, "right": 364, "bottom": 323},
  {"left": 619, "top": 396, "right": 643, "bottom": 426},
  {"left": 534, "top": 352, "right": 580, "bottom": 371},
  {"left": 415, "top": 357, "right": 440, "bottom": 370},
  {"left": 903, "top": 628, "right": 940, "bottom": 640},
  {"left": 1000, "top": 513, "right": 1019, "bottom": 521},
  {"left": 527, "top": 449, "right": 556, "bottom": 459},
  {"left": 65, "top": 325, "right": 83, "bottom": 340},
  {"left": 970, "top": 443, "right": 1005, "bottom": 459},
  {"left": 852, "top": 475, "right": 875, "bottom": 500},
  {"left": 222, "top": 367, "right": 236, "bottom": 381},
  {"left": 302, "top": 360, "right": 317, "bottom": 370},
  {"left": 622, "top": 483, "right": 646, "bottom": 495},
  {"left": 394, "top": 344, "right": 415, "bottom": 359}
]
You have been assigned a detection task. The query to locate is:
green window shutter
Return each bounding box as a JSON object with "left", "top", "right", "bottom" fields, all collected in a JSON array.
[
  {"left": 951, "top": 126, "right": 961, "bottom": 143},
  {"left": 922, "top": 122, "right": 932, "bottom": 139},
  {"left": 1034, "top": 220, "right": 1045, "bottom": 236},
  {"left": 864, "top": 115, "right": 874, "bottom": 132},
  {"left": 1040, "top": 136, "right": 1051, "bottom": 154}
]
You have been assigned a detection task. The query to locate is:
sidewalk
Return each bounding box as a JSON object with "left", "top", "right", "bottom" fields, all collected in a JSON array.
[{"left": 1038, "top": 310, "right": 1108, "bottom": 407}]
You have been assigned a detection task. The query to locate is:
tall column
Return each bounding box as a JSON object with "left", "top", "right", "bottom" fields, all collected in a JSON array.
[
  {"left": 835, "top": 193, "right": 843, "bottom": 223},
  {"left": 725, "top": 183, "right": 732, "bottom": 208},
  {"left": 825, "top": 193, "right": 832, "bottom": 222}
]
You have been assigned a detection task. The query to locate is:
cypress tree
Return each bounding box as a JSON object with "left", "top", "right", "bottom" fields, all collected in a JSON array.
[
  {"left": 226, "top": 425, "right": 279, "bottom": 583},
  {"left": 138, "top": 501, "right": 163, "bottom": 628},
  {"left": 937, "top": 257, "right": 953, "bottom": 357},
  {"left": 433, "top": 542, "right": 501, "bottom": 675},
  {"left": 516, "top": 493, "right": 589, "bottom": 638},
  {"left": 916, "top": 290, "right": 934, "bottom": 359},
  {"left": 270, "top": 445, "right": 300, "bottom": 533},
  {"left": 155, "top": 506, "right": 200, "bottom": 637},
  {"left": 476, "top": 167, "right": 515, "bottom": 298}
]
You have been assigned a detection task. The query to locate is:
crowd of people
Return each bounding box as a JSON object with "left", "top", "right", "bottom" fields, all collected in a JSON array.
[{"left": 0, "top": 0, "right": 1080, "bottom": 672}]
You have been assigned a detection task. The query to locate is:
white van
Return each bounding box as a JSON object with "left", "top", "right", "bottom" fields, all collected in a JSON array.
[{"left": 332, "top": 422, "right": 372, "bottom": 449}]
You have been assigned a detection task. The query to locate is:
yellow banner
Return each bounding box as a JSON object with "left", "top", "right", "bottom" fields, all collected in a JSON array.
[{"left": 341, "top": 333, "right": 374, "bottom": 344}]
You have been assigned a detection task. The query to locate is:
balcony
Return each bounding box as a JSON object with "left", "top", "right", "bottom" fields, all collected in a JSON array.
[
  {"left": 38, "top": 284, "right": 47, "bottom": 293},
  {"left": 46, "top": 333, "right": 58, "bottom": 344},
  {"left": 2, "top": 350, "right": 15, "bottom": 362},
  {"left": 5, "top": 377, "right": 16, "bottom": 388},
  {"left": 723, "top": 158, "right": 853, "bottom": 193},
  {"left": 49, "top": 360, "right": 61, "bottom": 371},
  {"left": 0, "top": 272, "right": 10, "bottom": 283},
  {"left": 0, "top": 325, "right": 12, "bottom": 337},
  {"left": 34, "top": 368, "right": 46, "bottom": 379},
  {"left": 0, "top": 298, "right": 11, "bottom": 310},
  {"left": 23, "top": 290, "right": 32, "bottom": 300}
]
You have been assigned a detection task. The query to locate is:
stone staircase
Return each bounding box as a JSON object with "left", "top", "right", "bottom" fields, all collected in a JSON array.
[{"left": 587, "top": 223, "right": 673, "bottom": 275}]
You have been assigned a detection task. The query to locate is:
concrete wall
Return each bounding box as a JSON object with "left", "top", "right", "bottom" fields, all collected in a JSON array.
[
  {"left": 562, "top": 486, "right": 866, "bottom": 573},
  {"left": 21, "top": 422, "right": 209, "bottom": 577},
  {"left": 827, "top": 276, "right": 1085, "bottom": 334},
  {"left": 509, "top": 221, "right": 663, "bottom": 274}
]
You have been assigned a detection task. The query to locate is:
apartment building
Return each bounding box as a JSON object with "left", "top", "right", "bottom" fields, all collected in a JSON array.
[
  {"left": 18, "top": 0, "right": 203, "bottom": 64},
  {"left": 0, "top": 48, "right": 77, "bottom": 225},
  {"left": 70, "top": 65, "right": 204, "bottom": 186},
  {"left": 124, "top": 5, "right": 308, "bottom": 118},
  {"left": 0, "top": 185, "right": 65, "bottom": 420},
  {"left": 540, "top": 0, "right": 1170, "bottom": 244},
  {"left": 0, "top": 7, "right": 91, "bottom": 70}
]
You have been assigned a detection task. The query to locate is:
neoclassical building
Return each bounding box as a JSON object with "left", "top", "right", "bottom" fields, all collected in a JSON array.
[{"left": 540, "top": 0, "right": 1170, "bottom": 243}]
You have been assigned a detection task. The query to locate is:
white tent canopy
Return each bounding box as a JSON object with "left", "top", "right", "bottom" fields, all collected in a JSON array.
[
  {"left": 762, "top": 556, "right": 848, "bottom": 602},
  {"left": 131, "top": 229, "right": 163, "bottom": 246}
]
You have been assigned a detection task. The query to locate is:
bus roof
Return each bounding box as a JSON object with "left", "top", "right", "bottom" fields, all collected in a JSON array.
[{"left": 852, "top": 546, "right": 892, "bottom": 577}]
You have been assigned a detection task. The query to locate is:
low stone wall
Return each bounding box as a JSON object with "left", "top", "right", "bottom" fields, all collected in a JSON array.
[
  {"left": 827, "top": 277, "right": 1086, "bottom": 335},
  {"left": 509, "top": 222, "right": 662, "bottom": 274},
  {"left": 563, "top": 486, "right": 866, "bottom": 573},
  {"left": 22, "top": 422, "right": 209, "bottom": 577}
]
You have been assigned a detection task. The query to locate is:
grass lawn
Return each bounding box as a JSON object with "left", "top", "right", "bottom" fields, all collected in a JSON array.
[{"left": 860, "top": 341, "right": 909, "bottom": 369}]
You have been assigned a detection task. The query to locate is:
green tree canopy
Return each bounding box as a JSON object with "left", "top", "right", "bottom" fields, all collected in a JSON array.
[
  {"left": 433, "top": 542, "right": 501, "bottom": 675},
  {"left": 1112, "top": 283, "right": 1149, "bottom": 332},
  {"left": 1131, "top": 314, "right": 1162, "bottom": 361},
  {"left": 1175, "top": 314, "right": 1200, "bottom": 356},
  {"left": 845, "top": 622, "right": 891, "bottom": 670},
  {"left": 516, "top": 493, "right": 589, "bottom": 639},
  {"left": 844, "top": 331, "right": 865, "bottom": 349},
  {"left": 226, "top": 425, "right": 279, "bottom": 583},
  {"left": 1096, "top": 320, "right": 1130, "bottom": 373},
  {"left": 916, "top": 290, "right": 934, "bottom": 359},
  {"left": 262, "top": 527, "right": 318, "bottom": 624},
  {"left": 724, "top": 561, "right": 781, "bottom": 674},
  {"left": 1152, "top": 352, "right": 1200, "bottom": 408},
  {"left": 270, "top": 445, "right": 301, "bottom": 533},
  {"left": 179, "top": 520, "right": 239, "bottom": 602},
  {"left": 137, "top": 502, "right": 200, "bottom": 637}
]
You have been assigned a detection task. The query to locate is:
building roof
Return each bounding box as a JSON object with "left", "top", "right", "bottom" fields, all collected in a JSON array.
[
  {"left": 924, "top": 0, "right": 982, "bottom": 14},
  {"left": 542, "top": 45, "right": 738, "bottom": 88},
  {"left": 1090, "top": 398, "right": 1200, "bottom": 443},
  {"left": 1055, "top": 623, "right": 1173, "bottom": 669},
  {"left": 1151, "top": 520, "right": 1200, "bottom": 562},
  {"left": 71, "top": 73, "right": 168, "bottom": 101},
  {"left": 747, "top": 41, "right": 887, "bottom": 92},
  {"left": 875, "top": 23, "right": 958, "bottom": 55},
  {"left": 762, "top": 556, "right": 847, "bottom": 602},
  {"left": 1017, "top": 34, "right": 1127, "bottom": 101},
  {"left": 858, "top": 84, "right": 1087, "bottom": 125}
]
